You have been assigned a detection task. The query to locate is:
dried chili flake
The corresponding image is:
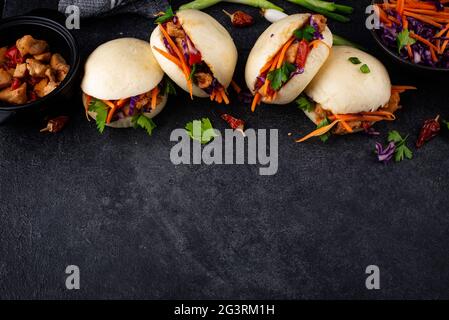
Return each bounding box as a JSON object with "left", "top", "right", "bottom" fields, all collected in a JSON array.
[
  {"left": 416, "top": 115, "right": 440, "bottom": 148},
  {"left": 223, "top": 10, "right": 254, "bottom": 27},
  {"left": 221, "top": 113, "right": 245, "bottom": 134},
  {"left": 40, "top": 116, "right": 69, "bottom": 133}
]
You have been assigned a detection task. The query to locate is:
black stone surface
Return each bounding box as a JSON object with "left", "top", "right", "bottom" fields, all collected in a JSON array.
[{"left": 1, "top": 0, "right": 449, "bottom": 299}]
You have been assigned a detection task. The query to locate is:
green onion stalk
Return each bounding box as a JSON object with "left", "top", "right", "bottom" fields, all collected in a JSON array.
[
  {"left": 286, "top": 0, "right": 352, "bottom": 22},
  {"left": 179, "top": 0, "right": 284, "bottom": 11},
  {"left": 332, "top": 34, "right": 366, "bottom": 51}
]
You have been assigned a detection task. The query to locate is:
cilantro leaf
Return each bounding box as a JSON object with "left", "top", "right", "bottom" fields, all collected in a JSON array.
[
  {"left": 396, "top": 29, "right": 416, "bottom": 53},
  {"left": 185, "top": 118, "right": 217, "bottom": 144},
  {"left": 267, "top": 62, "right": 296, "bottom": 91},
  {"left": 188, "top": 64, "right": 197, "bottom": 81},
  {"left": 317, "top": 118, "right": 331, "bottom": 143},
  {"left": 164, "top": 77, "right": 177, "bottom": 96},
  {"left": 296, "top": 95, "right": 314, "bottom": 113},
  {"left": 388, "top": 130, "right": 413, "bottom": 162},
  {"left": 294, "top": 25, "right": 315, "bottom": 42},
  {"left": 155, "top": 6, "right": 174, "bottom": 24},
  {"left": 132, "top": 114, "right": 156, "bottom": 136},
  {"left": 360, "top": 64, "right": 370, "bottom": 74},
  {"left": 348, "top": 57, "right": 361, "bottom": 64},
  {"left": 88, "top": 99, "right": 108, "bottom": 133}
]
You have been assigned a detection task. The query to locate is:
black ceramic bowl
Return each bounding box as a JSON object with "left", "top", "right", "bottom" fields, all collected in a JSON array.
[
  {"left": 0, "top": 15, "right": 80, "bottom": 123},
  {"left": 370, "top": 0, "right": 449, "bottom": 74}
]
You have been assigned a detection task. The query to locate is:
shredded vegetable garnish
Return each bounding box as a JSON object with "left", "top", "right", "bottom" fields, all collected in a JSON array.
[{"left": 375, "top": 0, "right": 449, "bottom": 68}]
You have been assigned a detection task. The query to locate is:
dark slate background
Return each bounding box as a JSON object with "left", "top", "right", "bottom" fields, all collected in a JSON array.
[{"left": 1, "top": 0, "right": 448, "bottom": 300}]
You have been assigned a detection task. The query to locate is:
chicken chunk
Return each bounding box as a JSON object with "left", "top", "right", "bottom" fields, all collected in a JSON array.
[
  {"left": 166, "top": 21, "right": 185, "bottom": 38},
  {"left": 26, "top": 59, "right": 48, "bottom": 77},
  {"left": 16, "top": 35, "right": 49, "bottom": 56},
  {"left": 194, "top": 72, "right": 213, "bottom": 89},
  {"left": 0, "top": 69, "right": 12, "bottom": 89},
  {"left": 311, "top": 14, "right": 327, "bottom": 33},
  {"left": 34, "top": 78, "right": 49, "bottom": 98},
  {"left": 50, "top": 54, "right": 70, "bottom": 82},
  {"left": 381, "top": 92, "right": 401, "bottom": 114},
  {"left": 285, "top": 42, "right": 299, "bottom": 64},
  {"left": 0, "top": 47, "right": 7, "bottom": 65},
  {"left": 135, "top": 94, "right": 150, "bottom": 109},
  {"left": 0, "top": 83, "right": 27, "bottom": 104},
  {"left": 13, "top": 63, "right": 27, "bottom": 78},
  {"left": 34, "top": 52, "right": 52, "bottom": 62},
  {"left": 44, "top": 81, "right": 58, "bottom": 96},
  {"left": 45, "top": 68, "right": 57, "bottom": 83}
]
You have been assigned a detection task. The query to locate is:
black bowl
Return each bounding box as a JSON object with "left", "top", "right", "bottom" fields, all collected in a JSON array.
[
  {"left": 0, "top": 15, "right": 80, "bottom": 124},
  {"left": 370, "top": 0, "right": 449, "bottom": 74}
]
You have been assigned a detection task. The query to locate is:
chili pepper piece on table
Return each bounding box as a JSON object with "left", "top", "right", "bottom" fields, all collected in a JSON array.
[
  {"left": 416, "top": 115, "right": 440, "bottom": 148},
  {"left": 223, "top": 10, "right": 255, "bottom": 27},
  {"left": 221, "top": 113, "right": 245, "bottom": 135},
  {"left": 40, "top": 116, "right": 69, "bottom": 133}
]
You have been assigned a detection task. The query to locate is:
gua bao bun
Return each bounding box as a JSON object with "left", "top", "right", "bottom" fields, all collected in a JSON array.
[
  {"left": 245, "top": 13, "right": 333, "bottom": 108},
  {"left": 150, "top": 9, "right": 238, "bottom": 103},
  {"left": 297, "top": 46, "right": 404, "bottom": 142},
  {"left": 81, "top": 38, "right": 167, "bottom": 130}
]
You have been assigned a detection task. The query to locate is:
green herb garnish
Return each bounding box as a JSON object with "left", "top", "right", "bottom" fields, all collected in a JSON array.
[
  {"left": 164, "top": 77, "right": 177, "bottom": 96},
  {"left": 88, "top": 99, "right": 108, "bottom": 133},
  {"left": 348, "top": 57, "right": 361, "bottom": 64},
  {"left": 293, "top": 25, "right": 316, "bottom": 42},
  {"left": 360, "top": 64, "right": 370, "bottom": 74},
  {"left": 396, "top": 29, "right": 416, "bottom": 53},
  {"left": 296, "top": 95, "right": 314, "bottom": 113},
  {"left": 317, "top": 117, "right": 331, "bottom": 143},
  {"left": 155, "top": 6, "right": 175, "bottom": 24},
  {"left": 188, "top": 64, "right": 197, "bottom": 81},
  {"left": 132, "top": 114, "right": 157, "bottom": 136},
  {"left": 388, "top": 130, "right": 413, "bottom": 162},
  {"left": 267, "top": 62, "right": 296, "bottom": 91},
  {"left": 185, "top": 118, "right": 217, "bottom": 144}
]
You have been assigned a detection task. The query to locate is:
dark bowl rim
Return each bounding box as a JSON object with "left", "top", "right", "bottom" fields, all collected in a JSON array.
[
  {"left": 369, "top": 0, "right": 449, "bottom": 73},
  {"left": 0, "top": 15, "right": 81, "bottom": 111}
]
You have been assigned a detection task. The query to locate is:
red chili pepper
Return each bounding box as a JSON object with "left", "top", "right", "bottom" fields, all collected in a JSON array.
[
  {"left": 295, "top": 40, "right": 309, "bottom": 69},
  {"left": 40, "top": 116, "right": 70, "bottom": 133},
  {"left": 221, "top": 114, "right": 245, "bottom": 132},
  {"left": 5, "top": 46, "right": 24, "bottom": 65},
  {"left": 416, "top": 115, "right": 440, "bottom": 148},
  {"left": 11, "top": 78, "right": 21, "bottom": 90},
  {"left": 188, "top": 50, "right": 202, "bottom": 65}
]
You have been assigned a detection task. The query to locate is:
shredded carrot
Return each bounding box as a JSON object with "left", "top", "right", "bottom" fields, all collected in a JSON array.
[
  {"left": 296, "top": 120, "right": 340, "bottom": 143},
  {"left": 103, "top": 100, "right": 117, "bottom": 124},
  {"left": 153, "top": 46, "right": 182, "bottom": 68},
  {"left": 276, "top": 37, "right": 296, "bottom": 69},
  {"left": 430, "top": 46, "right": 438, "bottom": 62},
  {"left": 216, "top": 91, "right": 223, "bottom": 104},
  {"left": 116, "top": 98, "right": 128, "bottom": 108},
  {"left": 231, "top": 80, "right": 241, "bottom": 94},
  {"left": 85, "top": 95, "right": 92, "bottom": 121},
  {"left": 404, "top": 11, "right": 443, "bottom": 28},
  {"left": 410, "top": 32, "right": 440, "bottom": 51},
  {"left": 406, "top": 44, "right": 413, "bottom": 59},
  {"left": 397, "top": 0, "right": 405, "bottom": 15},
  {"left": 440, "top": 29, "right": 449, "bottom": 53},
  {"left": 391, "top": 85, "right": 417, "bottom": 93},
  {"left": 388, "top": 15, "right": 402, "bottom": 25},
  {"left": 159, "top": 25, "right": 193, "bottom": 98},
  {"left": 221, "top": 89, "right": 230, "bottom": 105},
  {"left": 338, "top": 119, "right": 354, "bottom": 133},
  {"left": 210, "top": 91, "right": 216, "bottom": 101},
  {"left": 251, "top": 93, "right": 261, "bottom": 112},
  {"left": 309, "top": 39, "right": 330, "bottom": 50},
  {"left": 402, "top": 14, "right": 409, "bottom": 29},
  {"left": 151, "top": 87, "right": 160, "bottom": 109}
]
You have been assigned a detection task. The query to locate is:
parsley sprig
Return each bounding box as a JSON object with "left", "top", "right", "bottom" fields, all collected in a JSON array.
[
  {"left": 388, "top": 130, "right": 413, "bottom": 162},
  {"left": 267, "top": 62, "right": 296, "bottom": 91},
  {"left": 296, "top": 95, "right": 314, "bottom": 113},
  {"left": 293, "top": 25, "right": 316, "bottom": 42},
  {"left": 185, "top": 118, "right": 217, "bottom": 144},
  {"left": 133, "top": 114, "right": 157, "bottom": 136},
  {"left": 397, "top": 29, "right": 416, "bottom": 53},
  {"left": 88, "top": 99, "right": 108, "bottom": 133}
]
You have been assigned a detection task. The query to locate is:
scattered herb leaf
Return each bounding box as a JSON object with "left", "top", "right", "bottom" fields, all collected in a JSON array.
[
  {"left": 155, "top": 7, "right": 174, "bottom": 24},
  {"left": 267, "top": 62, "right": 296, "bottom": 91},
  {"left": 296, "top": 95, "right": 314, "bottom": 113},
  {"left": 88, "top": 99, "right": 108, "bottom": 133},
  {"left": 348, "top": 57, "right": 361, "bottom": 64},
  {"left": 388, "top": 130, "right": 413, "bottom": 162},
  {"left": 396, "top": 29, "right": 416, "bottom": 53},
  {"left": 132, "top": 114, "right": 157, "bottom": 136},
  {"left": 360, "top": 64, "right": 370, "bottom": 73},
  {"left": 185, "top": 118, "right": 217, "bottom": 144}
]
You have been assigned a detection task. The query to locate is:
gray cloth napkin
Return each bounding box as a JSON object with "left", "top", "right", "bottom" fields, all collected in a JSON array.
[
  {"left": 2, "top": 0, "right": 168, "bottom": 18},
  {"left": 58, "top": 0, "right": 169, "bottom": 18}
]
